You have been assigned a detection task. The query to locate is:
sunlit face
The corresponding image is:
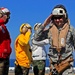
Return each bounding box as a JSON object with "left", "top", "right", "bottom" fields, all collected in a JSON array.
[
  {"left": 34, "top": 25, "right": 40, "bottom": 31},
  {"left": 22, "top": 26, "right": 28, "bottom": 34},
  {"left": 22, "top": 26, "right": 32, "bottom": 34},
  {"left": 53, "top": 15, "right": 65, "bottom": 27}
]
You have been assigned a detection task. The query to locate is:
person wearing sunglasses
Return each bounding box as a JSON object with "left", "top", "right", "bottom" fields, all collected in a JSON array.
[{"left": 34, "top": 4, "right": 75, "bottom": 75}]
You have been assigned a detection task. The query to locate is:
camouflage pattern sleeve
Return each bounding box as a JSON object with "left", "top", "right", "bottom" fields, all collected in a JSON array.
[
  {"left": 71, "top": 26, "right": 75, "bottom": 49},
  {"left": 34, "top": 25, "right": 45, "bottom": 40}
]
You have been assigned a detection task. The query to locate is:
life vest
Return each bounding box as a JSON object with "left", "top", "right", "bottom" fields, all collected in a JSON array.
[{"left": 48, "top": 22, "right": 69, "bottom": 50}]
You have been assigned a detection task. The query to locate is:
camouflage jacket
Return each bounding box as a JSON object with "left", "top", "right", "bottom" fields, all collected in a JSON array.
[{"left": 34, "top": 23, "right": 75, "bottom": 62}]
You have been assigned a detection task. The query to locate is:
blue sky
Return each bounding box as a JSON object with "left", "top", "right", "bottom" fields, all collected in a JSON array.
[{"left": 0, "top": 0, "right": 75, "bottom": 59}]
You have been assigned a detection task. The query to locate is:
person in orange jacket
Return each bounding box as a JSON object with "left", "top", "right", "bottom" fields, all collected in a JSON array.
[{"left": 14, "top": 23, "right": 32, "bottom": 75}]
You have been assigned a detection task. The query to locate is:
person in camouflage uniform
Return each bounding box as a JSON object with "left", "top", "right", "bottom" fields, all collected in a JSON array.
[
  {"left": 34, "top": 4, "right": 75, "bottom": 75},
  {"left": 31, "top": 23, "right": 49, "bottom": 75}
]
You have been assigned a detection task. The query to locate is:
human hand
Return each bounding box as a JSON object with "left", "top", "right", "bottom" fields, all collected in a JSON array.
[
  {"left": 42, "top": 14, "right": 53, "bottom": 27},
  {"left": 28, "top": 28, "right": 32, "bottom": 33}
]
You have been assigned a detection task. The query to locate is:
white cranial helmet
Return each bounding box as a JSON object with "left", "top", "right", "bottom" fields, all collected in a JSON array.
[
  {"left": 1, "top": 7, "right": 10, "bottom": 14},
  {"left": 52, "top": 8, "right": 66, "bottom": 17},
  {"left": 0, "top": 7, "right": 10, "bottom": 19},
  {"left": 34, "top": 23, "right": 42, "bottom": 30}
]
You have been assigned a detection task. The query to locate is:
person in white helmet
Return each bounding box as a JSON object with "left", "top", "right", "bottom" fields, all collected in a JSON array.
[
  {"left": 34, "top": 4, "right": 75, "bottom": 75},
  {"left": 31, "top": 23, "right": 49, "bottom": 75},
  {"left": 0, "top": 7, "right": 11, "bottom": 75}
]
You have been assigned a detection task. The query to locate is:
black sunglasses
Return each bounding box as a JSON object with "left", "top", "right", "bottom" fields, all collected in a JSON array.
[{"left": 53, "top": 15, "right": 63, "bottom": 19}]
